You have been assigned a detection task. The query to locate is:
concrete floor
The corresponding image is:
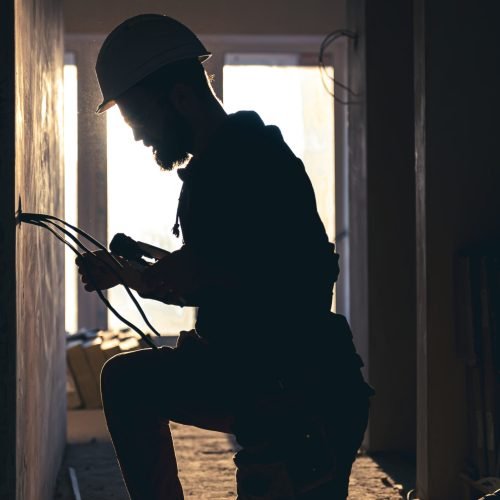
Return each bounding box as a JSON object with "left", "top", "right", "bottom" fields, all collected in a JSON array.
[{"left": 54, "top": 411, "right": 411, "bottom": 499}]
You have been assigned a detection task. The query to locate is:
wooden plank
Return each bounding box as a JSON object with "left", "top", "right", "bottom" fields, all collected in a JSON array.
[
  {"left": 83, "top": 337, "right": 107, "bottom": 404},
  {"left": 67, "top": 341, "right": 101, "bottom": 409},
  {"left": 100, "top": 338, "right": 121, "bottom": 360}
]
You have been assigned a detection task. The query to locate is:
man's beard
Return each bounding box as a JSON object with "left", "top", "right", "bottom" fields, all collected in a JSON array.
[
  {"left": 152, "top": 108, "right": 192, "bottom": 171},
  {"left": 153, "top": 145, "right": 190, "bottom": 171}
]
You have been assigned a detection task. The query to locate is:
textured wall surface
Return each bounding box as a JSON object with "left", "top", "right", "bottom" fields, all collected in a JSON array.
[
  {"left": 0, "top": 0, "right": 17, "bottom": 497},
  {"left": 63, "top": 0, "right": 345, "bottom": 35},
  {"left": 14, "top": 0, "right": 66, "bottom": 498}
]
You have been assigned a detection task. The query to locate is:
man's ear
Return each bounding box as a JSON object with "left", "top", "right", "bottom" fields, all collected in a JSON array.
[{"left": 169, "top": 83, "right": 197, "bottom": 117}]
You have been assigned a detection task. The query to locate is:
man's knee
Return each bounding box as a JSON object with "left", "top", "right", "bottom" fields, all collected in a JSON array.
[
  {"left": 101, "top": 347, "right": 176, "bottom": 395},
  {"left": 100, "top": 348, "right": 168, "bottom": 397},
  {"left": 101, "top": 352, "right": 126, "bottom": 393}
]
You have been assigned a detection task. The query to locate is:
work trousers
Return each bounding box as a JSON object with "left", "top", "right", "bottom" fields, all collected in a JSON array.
[{"left": 100, "top": 336, "right": 369, "bottom": 499}]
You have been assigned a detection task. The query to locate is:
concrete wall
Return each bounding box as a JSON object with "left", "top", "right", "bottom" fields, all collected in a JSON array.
[
  {"left": 0, "top": 0, "right": 17, "bottom": 496},
  {"left": 347, "top": 0, "right": 416, "bottom": 453},
  {"left": 414, "top": 1, "right": 500, "bottom": 498},
  {"left": 0, "top": 0, "right": 66, "bottom": 498},
  {"left": 63, "top": 0, "right": 345, "bottom": 35}
]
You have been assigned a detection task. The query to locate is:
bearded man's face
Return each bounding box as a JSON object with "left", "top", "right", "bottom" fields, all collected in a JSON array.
[
  {"left": 117, "top": 85, "right": 193, "bottom": 171},
  {"left": 150, "top": 103, "right": 192, "bottom": 171}
]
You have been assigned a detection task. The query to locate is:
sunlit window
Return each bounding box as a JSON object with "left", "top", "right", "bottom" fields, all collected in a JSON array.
[
  {"left": 223, "top": 56, "right": 335, "bottom": 242},
  {"left": 106, "top": 107, "right": 195, "bottom": 334},
  {"left": 64, "top": 57, "right": 78, "bottom": 333}
]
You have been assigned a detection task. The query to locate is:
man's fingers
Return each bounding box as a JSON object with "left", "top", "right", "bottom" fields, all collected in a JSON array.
[
  {"left": 80, "top": 271, "right": 97, "bottom": 291},
  {"left": 74, "top": 250, "right": 123, "bottom": 293}
]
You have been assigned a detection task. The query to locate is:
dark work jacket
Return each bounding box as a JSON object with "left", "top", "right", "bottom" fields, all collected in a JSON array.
[{"left": 174, "top": 111, "right": 368, "bottom": 392}]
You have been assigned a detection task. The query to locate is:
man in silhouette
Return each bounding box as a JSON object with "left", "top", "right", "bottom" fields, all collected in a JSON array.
[{"left": 77, "top": 14, "right": 374, "bottom": 500}]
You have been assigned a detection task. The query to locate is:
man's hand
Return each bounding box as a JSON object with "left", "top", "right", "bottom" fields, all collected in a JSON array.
[
  {"left": 139, "top": 248, "right": 205, "bottom": 306},
  {"left": 75, "top": 250, "right": 143, "bottom": 292},
  {"left": 139, "top": 253, "right": 191, "bottom": 304}
]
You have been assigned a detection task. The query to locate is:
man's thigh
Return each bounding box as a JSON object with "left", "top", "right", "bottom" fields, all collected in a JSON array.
[{"left": 102, "top": 340, "right": 236, "bottom": 433}]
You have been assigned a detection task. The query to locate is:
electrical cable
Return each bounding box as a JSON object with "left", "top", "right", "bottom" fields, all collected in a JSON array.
[
  {"left": 22, "top": 212, "right": 123, "bottom": 265},
  {"left": 39, "top": 217, "right": 162, "bottom": 337},
  {"left": 318, "top": 29, "right": 359, "bottom": 104},
  {"left": 30, "top": 218, "right": 158, "bottom": 348},
  {"left": 20, "top": 211, "right": 162, "bottom": 348},
  {"left": 30, "top": 218, "right": 157, "bottom": 349},
  {"left": 44, "top": 218, "right": 161, "bottom": 339}
]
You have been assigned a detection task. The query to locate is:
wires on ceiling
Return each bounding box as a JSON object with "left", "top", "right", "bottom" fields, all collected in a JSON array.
[{"left": 319, "top": 29, "right": 358, "bottom": 105}]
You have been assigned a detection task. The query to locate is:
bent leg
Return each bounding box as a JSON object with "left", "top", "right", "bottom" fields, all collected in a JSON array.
[
  {"left": 101, "top": 347, "right": 185, "bottom": 499},
  {"left": 101, "top": 346, "right": 234, "bottom": 500}
]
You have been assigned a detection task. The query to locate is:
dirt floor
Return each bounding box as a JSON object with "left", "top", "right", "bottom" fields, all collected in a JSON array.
[{"left": 54, "top": 423, "right": 411, "bottom": 499}]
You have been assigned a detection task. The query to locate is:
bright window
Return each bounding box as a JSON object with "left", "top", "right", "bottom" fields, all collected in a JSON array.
[
  {"left": 106, "top": 108, "right": 195, "bottom": 334},
  {"left": 64, "top": 59, "right": 78, "bottom": 333}
]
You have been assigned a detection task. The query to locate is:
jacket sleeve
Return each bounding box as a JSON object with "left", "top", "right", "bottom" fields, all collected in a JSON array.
[{"left": 138, "top": 243, "right": 239, "bottom": 306}]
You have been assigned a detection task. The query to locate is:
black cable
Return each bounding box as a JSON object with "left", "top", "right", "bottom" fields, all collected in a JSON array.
[
  {"left": 38, "top": 217, "right": 162, "bottom": 337},
  {"left": 30, "top": 219, "right": 157, "bottom": 349},
  {"left": 21, "top": 212, "right": 162, "bottom": 348},
  {"left": 36, "top": 215, "right": 159, "bottom": 335},
  {"left": 22, "top": 212, "right": 123, "bottom": 267},
  {"left": 320, "top": 33, "right": 356, "bottom": 94},
  {"left": 43, "top": 215, "right": 160, "bottom": 337},
  {"left": 319, "top": 29, "right": 359, "bottom": 105}
]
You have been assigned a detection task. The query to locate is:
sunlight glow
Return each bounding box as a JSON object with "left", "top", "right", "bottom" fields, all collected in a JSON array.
[
  {"left": 106, "top": 107, "right": 195, "bottom": 334},
  {"left": 64, "top": 63, "right": 78, "bottom": 333}
]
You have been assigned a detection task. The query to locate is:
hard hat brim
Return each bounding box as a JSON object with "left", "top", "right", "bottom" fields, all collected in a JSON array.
[
  {"left": 95, "top": 52, "right": 211, "bottom": 114},
  {"left": 96, "top": 99, "right": 116, "bottom": 114}
]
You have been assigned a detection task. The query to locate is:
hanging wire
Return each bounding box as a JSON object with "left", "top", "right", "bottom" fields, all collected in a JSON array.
[
  {"left": 40, "top": 217, "right": 162, "bottom": 337},
  {"left": 20, "top": 211, "right": 163, "bottom": 348},
  {"left": 319, "top": 29, "right": 359, "bottom": 104},
  {"left": 52, "top": 220, "right": 161, "bottom": 336},
  {"left": 30, "top": 219, "right": 157, "bottom": 349}
]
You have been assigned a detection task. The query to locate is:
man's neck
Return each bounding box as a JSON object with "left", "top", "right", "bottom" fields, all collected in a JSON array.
[{"left": 191, "top": 101, "right": 228, "bottom": 158}]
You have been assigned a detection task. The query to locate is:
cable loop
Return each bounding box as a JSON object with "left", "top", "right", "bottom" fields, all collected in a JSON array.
[
  {"left": 20, "top": 211, "right": 163, "bottom": 348},
  {"left": 319, "top": 29, "right": 359, "bottom": 104}
]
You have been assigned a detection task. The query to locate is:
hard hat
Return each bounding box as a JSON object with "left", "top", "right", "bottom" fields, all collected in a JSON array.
[{"left": 95, "top": 14, "right": 211, "bottom": 114}]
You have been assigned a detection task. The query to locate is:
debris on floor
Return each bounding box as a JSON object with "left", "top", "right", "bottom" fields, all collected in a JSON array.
[{"left": 54, "top": 423, "right": 409, "bottom": 499}]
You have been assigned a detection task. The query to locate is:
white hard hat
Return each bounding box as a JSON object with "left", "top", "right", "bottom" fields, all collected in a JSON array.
[{"left": 95, "top": 14, "right": 211, "bottom": 114}]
